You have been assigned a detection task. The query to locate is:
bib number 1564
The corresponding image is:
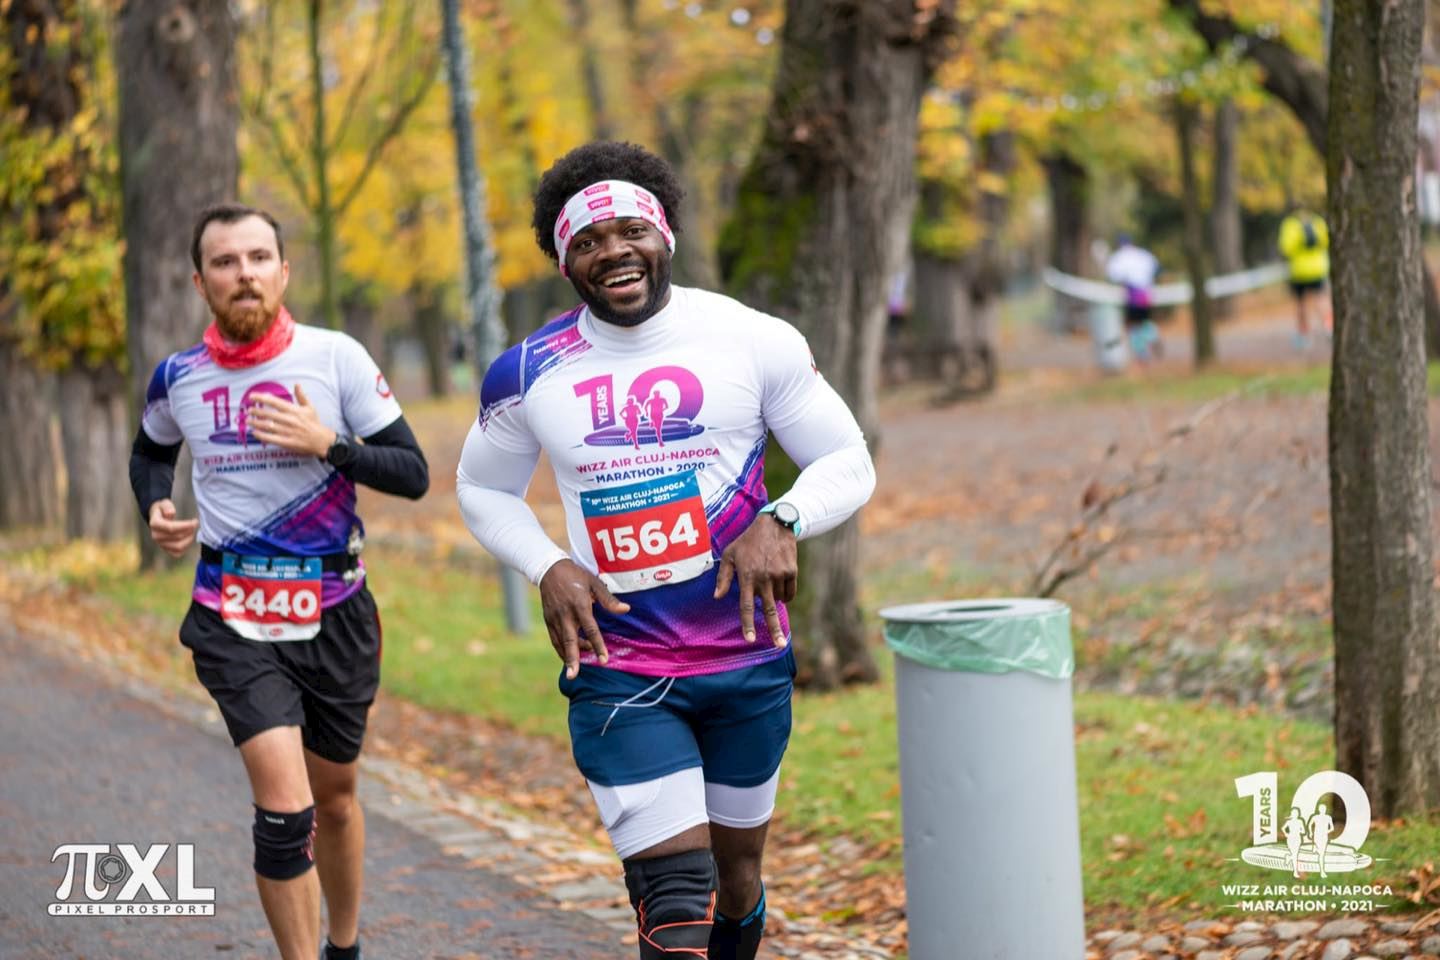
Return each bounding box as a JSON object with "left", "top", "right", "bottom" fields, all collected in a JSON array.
[{"left": 593, "top": 513, "right": 701, "bottom": 564}]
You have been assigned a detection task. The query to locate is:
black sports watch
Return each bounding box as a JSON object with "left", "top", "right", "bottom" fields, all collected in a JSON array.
[
  {"left": 762, "top": 501, "right": 802, "bottom": 535},
  {"left": 326, "top": 433, "right": 357, "bottom": 468}
]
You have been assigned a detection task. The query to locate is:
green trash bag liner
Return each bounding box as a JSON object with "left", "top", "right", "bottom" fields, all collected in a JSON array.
[{"left": 878, "top": 598, "right": 1073, "bottom": 679}]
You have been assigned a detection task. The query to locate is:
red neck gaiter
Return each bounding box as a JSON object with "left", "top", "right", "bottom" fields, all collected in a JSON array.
[{"left": 204, "top": 307, "right": 295, "bottom": 369}]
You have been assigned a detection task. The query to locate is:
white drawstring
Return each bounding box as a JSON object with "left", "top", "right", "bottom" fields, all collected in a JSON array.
[{"left": 598, "top": 676, "right": 676, "bottom": 737}]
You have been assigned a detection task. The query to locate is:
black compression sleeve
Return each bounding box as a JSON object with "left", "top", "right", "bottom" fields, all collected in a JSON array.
[
  {"left": 343, "top": 415, "right": 429, "bottom": 500},
  {"left": 129, "top": 427, "right": 182, "bottom": 521}
]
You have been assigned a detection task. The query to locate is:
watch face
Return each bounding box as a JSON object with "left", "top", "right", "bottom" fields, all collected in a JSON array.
[{"left": 774, "top": 503, "right": 800, "bottom": 526}]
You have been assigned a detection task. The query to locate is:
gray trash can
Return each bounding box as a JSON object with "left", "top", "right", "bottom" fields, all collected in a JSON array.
[{"left": 878, "top": 599, "right": 1085, "bottom": 960}]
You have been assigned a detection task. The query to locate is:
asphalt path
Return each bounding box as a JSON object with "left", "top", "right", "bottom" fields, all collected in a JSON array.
[{"left": 0, "top": 623, "right": 622, "bottom": 960}]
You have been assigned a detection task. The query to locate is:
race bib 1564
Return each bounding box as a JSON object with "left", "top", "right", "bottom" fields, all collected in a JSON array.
[{"left": 581, "top": 471, "right": 713, "bottom": 593}]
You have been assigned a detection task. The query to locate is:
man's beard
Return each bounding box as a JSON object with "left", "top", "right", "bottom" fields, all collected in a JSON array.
[
  {"left": 578, "top": 256, "right": 672, "bottom": 328},
  {"left": 213, "top": 292, "right": 277, "bottom": 342}
]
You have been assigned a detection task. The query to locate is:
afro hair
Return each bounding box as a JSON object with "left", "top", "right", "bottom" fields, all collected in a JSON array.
[{"left": 532, "top": 141, "right": 684, "bottom": 261}]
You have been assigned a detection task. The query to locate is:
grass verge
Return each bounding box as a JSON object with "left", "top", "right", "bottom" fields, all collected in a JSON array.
[{"left": 1060, "top": 360, "right": 1440, "bottom": 407}]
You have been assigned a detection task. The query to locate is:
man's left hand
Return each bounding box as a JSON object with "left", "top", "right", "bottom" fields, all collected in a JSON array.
[
  {"left": 713, "top": 513, "right": 797, "bottom": 646},
  {"left": 245, "top": 384, "right": 336, "bottom": 458}
]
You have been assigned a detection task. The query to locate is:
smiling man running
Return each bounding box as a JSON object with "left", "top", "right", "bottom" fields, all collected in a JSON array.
[{"left": 455, "top": 142, "right": 876, "bottom": 959}]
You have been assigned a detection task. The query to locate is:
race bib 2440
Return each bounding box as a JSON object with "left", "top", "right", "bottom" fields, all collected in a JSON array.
[{"left": 220, "top": 554, "right": 323, "bottom": 641}]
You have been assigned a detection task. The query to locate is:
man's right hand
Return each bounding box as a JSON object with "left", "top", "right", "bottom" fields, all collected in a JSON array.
[
  {"left": 539, "top": 559, "right": 630, "bottom": 679},
  {"left": 148, "top": 499, "right": 199, "bottom": 557}
]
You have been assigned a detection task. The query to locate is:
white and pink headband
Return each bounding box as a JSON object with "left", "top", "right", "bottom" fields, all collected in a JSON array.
[{"left": 553, "top": 179, "right": 675, "bottom": 275}]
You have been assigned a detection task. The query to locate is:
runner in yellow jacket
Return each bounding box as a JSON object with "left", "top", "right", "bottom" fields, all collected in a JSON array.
[{"left": 1278, "top": 208, "right": 1332, "bottom": 349}]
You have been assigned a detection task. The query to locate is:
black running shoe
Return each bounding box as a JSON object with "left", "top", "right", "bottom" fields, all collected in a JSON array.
[{"left": 320, "top": 939, "right": 360, "bottom": 960}]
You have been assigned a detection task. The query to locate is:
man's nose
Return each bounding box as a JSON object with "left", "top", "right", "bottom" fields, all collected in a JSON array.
[{"left": 596, "top": 231, "right": 632, "bottom": 260}]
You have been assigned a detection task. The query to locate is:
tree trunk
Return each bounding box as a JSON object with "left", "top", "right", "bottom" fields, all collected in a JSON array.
[
  {"left": 1043, "top": 151, "right": 1090, "bottom": 332},
  {"left": 565, "top": 0, "right": 614, "bottom": 140},
  {"left": 910, "top": 250, "right": 973, "bottom": 380},
  {"left": 1176, "top": 98, "right": 1216, "bottom": 367},
  {"left": 1210, "top": 97, "right": 1243, "bottom": 319},
  {"left": 0, "top": 336, "right": 61, "bottom": 533},
  {"left": 657, "top": 95, "right": 722, "bottom": 290},
  {"left": 307, "top": 0, "right": 339, "bottom": 329},
  {"left": 719, "top": 1, "right": 956, "bottom": 689},
  {"left": 117, "top": 0, "right": 237, "bottom": 567},
  {"left": 340, "top": 284, "right": 385, "bottom": 369},
  {"left": 1328, "top": 0, "right": 1440, "bottom": 816},
  {"left": 411, "top": 283, "right": 450, "bottom": 399},
  {"left": 951, "top": 129, "right": 1012, "bottom": 397},
  {"left": 441, "top": 0, "right": 505, "bottom": 369},
  {"left": 442, "top": 0, "right": 528, "bottom": 635},
  {"left": 57, "top": 364, "right": 131, "bottom": 542}
]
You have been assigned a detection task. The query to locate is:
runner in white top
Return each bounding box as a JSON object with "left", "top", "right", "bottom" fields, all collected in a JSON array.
[
  {"left": 459, "top": 283, "right": 872, "bottom": 677},
  {"left": 455, "top": 142, "right": 874, "bottom": 960},
  {"left": 129, "top": 204, "right": 427, "bottom": 960},
  {"left": 140, "top": 323, "right": 405, "bottom": 619}
]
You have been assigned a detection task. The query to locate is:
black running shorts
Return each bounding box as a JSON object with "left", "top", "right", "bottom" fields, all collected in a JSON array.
[{"left": 178, "top": 587, "right": 382, "bottom": 763}]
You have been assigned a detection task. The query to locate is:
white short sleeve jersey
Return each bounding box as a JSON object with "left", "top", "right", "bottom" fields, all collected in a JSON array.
[{"left": 141, "top": 323, "right": 402, "bottom": 609}]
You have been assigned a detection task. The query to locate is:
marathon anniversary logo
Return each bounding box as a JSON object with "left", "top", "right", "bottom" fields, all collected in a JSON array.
[{"left": 1221, "top": 770, "right": 1394, "bottom": 915}]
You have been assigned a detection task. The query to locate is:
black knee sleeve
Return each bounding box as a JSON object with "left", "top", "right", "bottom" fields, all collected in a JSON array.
[
  {"left": 623, "top": 849, "right": 717, "bottom": 958},
  {"left": 708, "top": 883, "right": 765, "bottom": 960},
  {"left": 253, "top": 805, "right": 316, "bottom": 881}
]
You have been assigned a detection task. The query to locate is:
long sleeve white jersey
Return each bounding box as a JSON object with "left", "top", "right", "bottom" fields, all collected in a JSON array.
[{"left": 457, "top": 286, "right": 875, "bottom": 677}]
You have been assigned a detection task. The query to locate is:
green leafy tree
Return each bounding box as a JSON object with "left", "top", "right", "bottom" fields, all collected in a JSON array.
[
  {"left": 1, "top": 0, "right": 129, "bottom": 540},
  {"left": 239, "top": 0, "right": 441, "bottom": 331}
]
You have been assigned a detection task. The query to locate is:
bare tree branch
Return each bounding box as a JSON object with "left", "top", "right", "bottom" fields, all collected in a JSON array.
[
  {"left": 333, "top": 53, "right": 442, "bottom": 218},
  {"left": 1030, "top": 384, "right": 1262, "bottom": 598},
  {"left": 241, "top": 2, "right": 313, "bottom": 210},
  {"left": 250, "top": 111, "right": 314, "bottom": 210},
  {"left": 324, "top": 1, "right": 394, "bottom": 155}
]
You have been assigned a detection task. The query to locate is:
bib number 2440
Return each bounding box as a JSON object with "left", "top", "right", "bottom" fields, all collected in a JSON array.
[{"left": 220, "top": 554, "right": 323, "bottom": 641}]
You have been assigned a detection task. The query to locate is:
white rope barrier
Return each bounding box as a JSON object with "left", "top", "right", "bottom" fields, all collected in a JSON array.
[{"left": 1042, "top": 262, "right": 1288, "bottom": 307}]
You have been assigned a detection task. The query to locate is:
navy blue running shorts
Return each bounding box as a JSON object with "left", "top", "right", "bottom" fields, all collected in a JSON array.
[{"left": 559, "top": 648, "right": 796, "bottom": 789}]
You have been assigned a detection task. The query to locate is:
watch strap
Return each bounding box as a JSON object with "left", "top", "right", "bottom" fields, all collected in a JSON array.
[
  {"left": 759, "top": 502, "right": 802, "bottom": 537},
  {"left": 327, "top": 433, "right": 356, "bottom": 467}
]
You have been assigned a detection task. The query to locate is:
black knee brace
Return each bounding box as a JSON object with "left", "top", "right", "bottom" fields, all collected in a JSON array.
[
  {"left": 623, "top": 849, "right": 717, "bottom": 958},
  {"left": 253, "top": 805, "right": 316, "bottom": 881},
  {"left": 708, "top": 883, "right": 765, "bottom": 960}
]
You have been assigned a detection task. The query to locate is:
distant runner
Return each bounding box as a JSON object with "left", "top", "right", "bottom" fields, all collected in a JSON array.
[{"left": 1278, "top": 207, "right": 1332, "bottom": 350}]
